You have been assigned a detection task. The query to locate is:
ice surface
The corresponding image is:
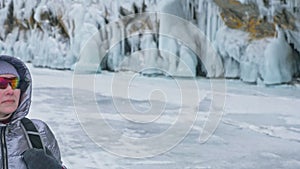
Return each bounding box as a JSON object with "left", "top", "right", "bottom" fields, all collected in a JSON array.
[{"left": 27, "top": 64, "right": 300, "bottom": 169}]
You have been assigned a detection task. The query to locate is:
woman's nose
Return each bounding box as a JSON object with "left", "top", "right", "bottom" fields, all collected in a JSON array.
[{"left": 4, "top": 84, "right": 14, "bottom": 94}]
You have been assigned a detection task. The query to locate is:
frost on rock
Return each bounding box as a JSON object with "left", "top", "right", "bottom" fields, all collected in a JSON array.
[
  {"left": 263, "top": 28, "right": 294, "bottom": 84},
  {"left": 215, "top": 25, "right": 298, "bottom": 84},
  {"left": 0, "top": 0, "right": 299, "bottom": 84},
  {"left": 215, "top": 27, "right": 249, "bottom": 79},
  {"left": 241, "top": 39, "right": 267, "bottom": 83}
]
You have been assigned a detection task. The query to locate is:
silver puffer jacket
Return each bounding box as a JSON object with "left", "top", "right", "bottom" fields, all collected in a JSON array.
[{"left": 0, "top": 55, "right": 62, "bottom": 169}]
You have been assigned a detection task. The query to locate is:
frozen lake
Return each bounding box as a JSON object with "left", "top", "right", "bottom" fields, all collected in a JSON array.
[{"left": 27, "top": 64, "right": 300, "bottom": 169}]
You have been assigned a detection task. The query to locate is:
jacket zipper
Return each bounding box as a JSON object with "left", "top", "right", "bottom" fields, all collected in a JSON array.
[{"left": 1, "top": 127, "right": 8, "bottom": 169}]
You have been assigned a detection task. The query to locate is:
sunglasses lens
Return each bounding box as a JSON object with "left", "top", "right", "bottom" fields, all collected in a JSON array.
[
  {"left": 10, "top": 78, "right": 19, "bottom": 89},
  {"left": 0, "top": 77, "right": 20, "bottom": 89},
  {"left": 0, "top": 81, "right": 7, "bottom": 89}
]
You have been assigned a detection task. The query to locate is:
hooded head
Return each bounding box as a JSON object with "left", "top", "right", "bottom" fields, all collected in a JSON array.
[{"left": 0, "top": 55, "right": 32, "bottom": 124}]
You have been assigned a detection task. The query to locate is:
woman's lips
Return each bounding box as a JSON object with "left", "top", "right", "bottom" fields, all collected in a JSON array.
[{"left": 1, "top": 100, "right": 15, "bottom": 104}]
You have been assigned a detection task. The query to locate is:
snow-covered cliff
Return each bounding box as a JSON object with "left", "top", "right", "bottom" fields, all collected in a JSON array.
[
  {"left": 214, "top": 0, "right": 300, "bottom": 84},
  {"left": 0, "top": 0, "right": 299, "bottom": 84}
]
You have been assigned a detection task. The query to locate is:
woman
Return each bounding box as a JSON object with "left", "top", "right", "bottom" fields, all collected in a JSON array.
[{"left": 0, "top": 55, "right": 66, "bottom": 169}]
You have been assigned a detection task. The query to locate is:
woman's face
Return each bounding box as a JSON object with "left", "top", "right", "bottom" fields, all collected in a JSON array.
[{"left": 0, "top": 74, "right": 21, "bottom": 119}]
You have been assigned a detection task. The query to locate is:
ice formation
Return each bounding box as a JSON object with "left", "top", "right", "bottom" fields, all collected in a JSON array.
[{"left": 0, "top": 0, "right": 299, "bottom": 84}]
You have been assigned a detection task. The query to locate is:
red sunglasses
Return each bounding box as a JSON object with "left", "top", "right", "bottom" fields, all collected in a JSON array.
[{"left": 0, "top": 77, "right": 20, "bottom": 90}]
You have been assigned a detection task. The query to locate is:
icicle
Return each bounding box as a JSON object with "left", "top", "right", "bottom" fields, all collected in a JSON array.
[
  {"left": 206, "top": 1, "right": 212, "bottom": 41},
  {"left": 191, "top": 0, "right": 194, "bottom": 21},
  {"left": 185, "top": 0, "right": 189, "bottom": 19}
]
